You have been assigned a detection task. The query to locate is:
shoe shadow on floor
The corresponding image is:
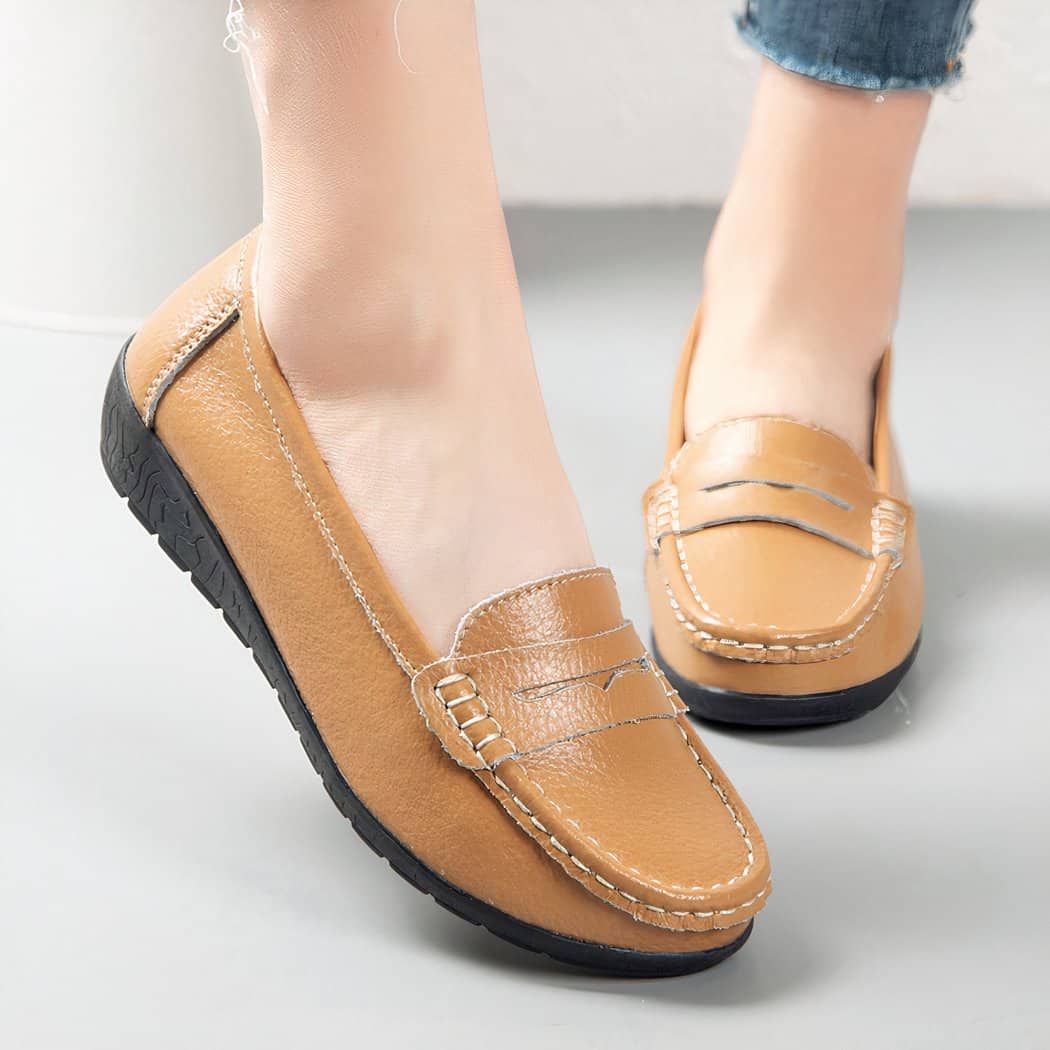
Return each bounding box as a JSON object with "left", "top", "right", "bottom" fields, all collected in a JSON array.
[
  {"left": 700, "top": 498, "right": 1050, "bottom": 749},
  {"left": 415, "top": 902, "right": 824, "bottom": 1003}
]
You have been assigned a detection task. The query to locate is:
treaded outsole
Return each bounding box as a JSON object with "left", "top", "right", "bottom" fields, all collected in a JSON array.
[
  {"left": 100, "top": 342, "right": 752, "bottom": 977},
  {"left": 653, "top": 634, "right": 920, "bottom": 728}
]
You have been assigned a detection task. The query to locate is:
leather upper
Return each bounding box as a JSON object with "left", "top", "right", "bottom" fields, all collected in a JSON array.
[
  {"left": 122, "top": 232, "right": 771, "bottom": 952},
  {"left": 414, "top": 572, "right": 767, "bottom": 929},
  {"left": 645, "top": 304, "right": 923, "bottom": 695}
]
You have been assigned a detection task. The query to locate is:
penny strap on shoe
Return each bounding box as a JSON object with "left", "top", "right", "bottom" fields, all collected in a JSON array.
[
  {"left": 413, "top": 621, "right": 683, "bottom": 773},
  {"left": 411, "top": 569, "right": 770, "bottom": 933},
  {"left": 645, "top": 417, "right": 913, "bottom": 664}
]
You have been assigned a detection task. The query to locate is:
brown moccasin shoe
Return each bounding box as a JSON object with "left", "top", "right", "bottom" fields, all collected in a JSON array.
[
  {"left": 101, "top": 232, "right": 771, "bottom": 976},
  {"left": 645, "top": 305, "right": 922, "bottom": 727}
]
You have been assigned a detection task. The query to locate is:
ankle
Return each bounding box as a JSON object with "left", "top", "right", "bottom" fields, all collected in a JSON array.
[
  {"left": 702, "top": 180, "right": 902, "bottom": 351},
  {"left": 231, "top": 1, "right": 594, "bottom": 653},
  {"left": 681, "top": 63, "right": 929, "bottom": 458},
  {"left": 696, "top": 259, "right": 893, "bottom": 386},
  {"left": 686, "top": 239, "right": 889, "bottom": 459},
  {"left": 257, "top": 225, "right": 529, "bottom": 401}
]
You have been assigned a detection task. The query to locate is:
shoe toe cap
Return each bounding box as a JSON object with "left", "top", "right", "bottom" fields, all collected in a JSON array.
[{"left": 488, "top": 712, "right": 771, "bottom": 933}]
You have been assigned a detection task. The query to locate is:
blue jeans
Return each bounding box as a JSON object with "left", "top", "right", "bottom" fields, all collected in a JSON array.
[{"left": 738, "top": 0, "right": 977, "bottom": 90}]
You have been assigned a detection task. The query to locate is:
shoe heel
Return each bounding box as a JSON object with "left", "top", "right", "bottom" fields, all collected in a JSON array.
[
  {"left": 99, "top": 342, "right": 269, "bottom": 654},
  {"left": 99, "top": 342, "right": 348, "bottom": 798}
]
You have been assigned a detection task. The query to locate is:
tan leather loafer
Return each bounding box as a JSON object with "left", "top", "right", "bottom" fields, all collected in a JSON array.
[
  {"left": 100, "top": 233, "right": 770, "bottom": 975},
  {"left": 644, "top": 306, "right": 923, "bottom": 727}
]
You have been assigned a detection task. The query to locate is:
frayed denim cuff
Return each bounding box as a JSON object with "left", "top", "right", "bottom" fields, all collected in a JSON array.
[{"left": 737, "top": 0, "right": 977, "bottom": 92}]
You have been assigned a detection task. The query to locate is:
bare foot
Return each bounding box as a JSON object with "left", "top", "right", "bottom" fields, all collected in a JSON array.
[
  {"left": 684, "top": 64, "right": 931, "bottom": 460},
  {"left": 238, "top": 0, "right": 592, "bottom": 651}
]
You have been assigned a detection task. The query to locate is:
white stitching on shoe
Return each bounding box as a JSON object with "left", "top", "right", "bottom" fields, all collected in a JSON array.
[
  {"left": 495, "top": 666, "right": 760, "bottom": 904},
  {"left": 671, "top": 485, "right": 737, "bottom": 625},
  {"left": 233, "top": 238, "right": 416, "bottom": 677},
  {"left": 663, "top": 559, "right": 899, "bottom": 657},
  {"left": 432, "top": 672, "right": 516, "bottom": 765},
  {"left": 652, "top": 481, "right": 867, "bottom": 628},
  {"left": 510, "top": 666, "right": 758, "bottom": 895},
  {"left": 424, "top": 648, "right": 761, "bottom": 909},
  {"left": 509, "top": 728, "right": 758, "bottom": 897},
  {"left": 871, "top": 498, "right": 907, "bottom": 563},
  {"left": 488, "top": 745, "right": 767, "bottom": 920},
  {"left": 657, "top": 473, "right": 908, "bottom": 658},
  {"left": 451, "top": 568, "right": 613, "bottom": 656},
  {"left": 142, "top": 301, "right": 238, "bottom": 427},
  {"left": 836, "top": 557, "right": 878, "bottom": 621},
  {"left": 428, "top": 621, "right": 632, "bottom": 673}
]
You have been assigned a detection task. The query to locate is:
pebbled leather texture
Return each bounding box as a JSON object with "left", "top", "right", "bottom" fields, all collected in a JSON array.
[
  {"left": 123, "top": 232, "right": 771, "bottom": 951},
  {"left": 644, "top": 303, "right": 923, "bottom": 696}
]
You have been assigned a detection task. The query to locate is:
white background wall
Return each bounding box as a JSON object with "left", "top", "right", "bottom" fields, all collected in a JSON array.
[
  {"left": 481, "top": 0, "right": 1050, "bottom": 206},
  {"left": 1, "top": 1, "right": 1046, "bottom": 327}
]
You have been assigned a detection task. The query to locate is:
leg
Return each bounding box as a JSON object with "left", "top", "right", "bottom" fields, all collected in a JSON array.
[
  {"left": 685, "top": 1, "right": 975, "bottom": 458},
  {"left": 235, "top": 0, "right": 591, "bottom": 649},
  {"left": 97, "top": 1, "right": 772, "bottom": 973},
  {"left": 647, "top": 1, "right": 973, "bottom": 724},
  {"left": 686, "top": 65, "right": 929, "bottom": 458}
]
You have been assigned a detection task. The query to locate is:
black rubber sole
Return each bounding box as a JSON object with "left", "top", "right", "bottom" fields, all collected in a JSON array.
[
  {"left": 100, "top": 343, "right": 751, "bottom": 978},
  {"left": 654, "top": 634, "right": 920, "bottom": 728}
]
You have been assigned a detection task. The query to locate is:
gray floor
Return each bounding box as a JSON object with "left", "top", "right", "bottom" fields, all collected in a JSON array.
[{"left": 3, "top": 209, "right": 1049, "bottom": 1049}]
